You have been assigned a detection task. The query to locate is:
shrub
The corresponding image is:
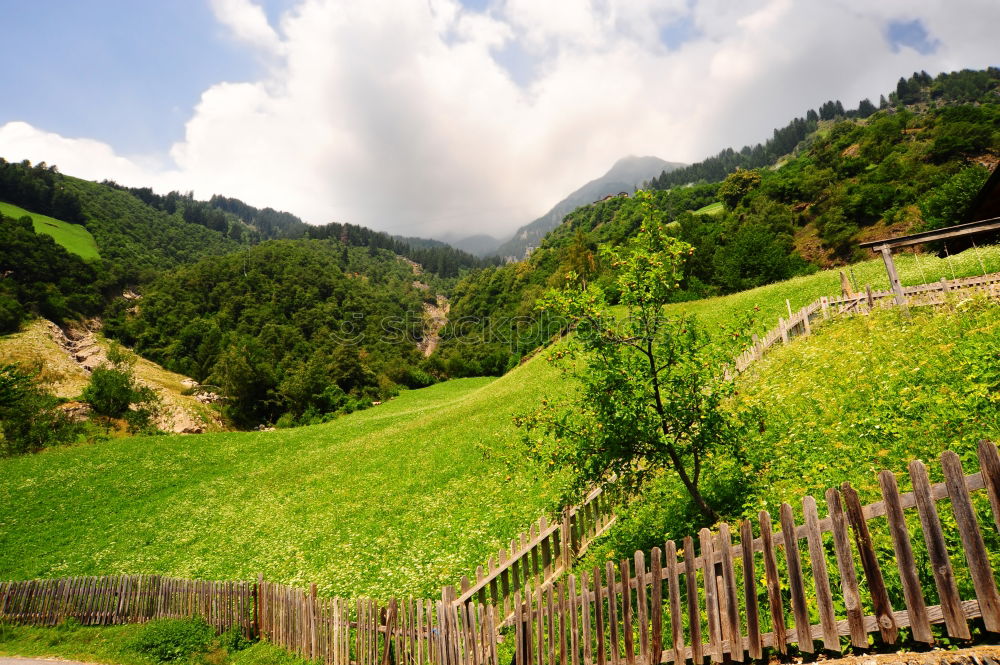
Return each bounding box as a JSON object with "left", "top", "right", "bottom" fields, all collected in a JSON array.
[
  {"left": 129, "top": 616, "right": 215, "bottom": 662},
  {"left": 0, "top": 363, "right": 80, "bottom": 456},
  {"left": 82, "top": 344, "right": 160, "bottom": 433}
]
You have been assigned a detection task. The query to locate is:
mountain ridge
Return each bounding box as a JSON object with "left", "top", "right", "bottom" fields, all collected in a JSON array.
[{"left": 492, "top": 155, "right": 686, "bottom": 260}]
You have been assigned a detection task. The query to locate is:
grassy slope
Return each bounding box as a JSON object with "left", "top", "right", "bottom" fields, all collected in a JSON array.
[
  {"left": 0, "top": 355, "right": 565, "bottom": 599},
  {"left": 692, "top": 201, "right": 724, "bottom": 216},
  {"left": 667, "top": 243, "right": 1000, "bottom": 337},
  {"left": 2, "top": 243, "right": 998, "bottom": 602},
  {"left": 737, "top": 301, "right": 1000, "bottom": 513},
  {"left": 0, "top": 200, "right": 100, "bottom": 261}
]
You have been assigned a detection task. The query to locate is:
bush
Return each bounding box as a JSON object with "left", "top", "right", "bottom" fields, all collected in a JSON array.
[
  {"left": 82, "top": 344, "right": 160, "bottom": 433},
  {"left": 0, "top": 363, "right": 80, "bottom": 456},
  {"left": 129, "top": 616, "right": 215, "bottom": 662}
]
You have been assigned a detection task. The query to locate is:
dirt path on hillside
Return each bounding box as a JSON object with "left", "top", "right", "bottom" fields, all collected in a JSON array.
[
  {"left": 418, "top": 295, "right": 450, "bottom": 357},
  {"left": 40, "top": 320, "right": 222, "bottom": 434},
  {"left": 783, "top": 644, "right": 1000, "bottom": 665}
]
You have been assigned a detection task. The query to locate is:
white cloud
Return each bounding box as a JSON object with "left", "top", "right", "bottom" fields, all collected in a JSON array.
[
  {"left": 1, "top": 0, "right": 998, "bottom": 239},
  {"left": 210, "top": 0, "right": 285, "bottom": 54}
]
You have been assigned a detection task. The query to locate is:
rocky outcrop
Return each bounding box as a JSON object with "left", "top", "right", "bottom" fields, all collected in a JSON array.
[{"left": 418, "top": 295, "right": 450, "bottom": 357}]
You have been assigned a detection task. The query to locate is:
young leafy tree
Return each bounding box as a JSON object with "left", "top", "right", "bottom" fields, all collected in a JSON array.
[
  {"left": 517, "top": 192, "right": 754, "bottom": 521},
  {"left": 83, "top": 345, "right": 160, "bottom": 433}
]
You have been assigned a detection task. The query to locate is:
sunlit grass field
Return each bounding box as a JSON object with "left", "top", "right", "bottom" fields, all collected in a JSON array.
[
  {"left": 2, "top": 242, "right": 999, "bottom": 605},
  {"left": 0, "top": 200, "right": 100, "bottom": 261},
  {"left": 0, "top": 358, "right": 566, "bottom": 600},
  {"left": 692, "top": 201, "right": 724, "bottom": 215},
  {"left": 667, "top": 243, "right": 1000, "bottom": 338}
]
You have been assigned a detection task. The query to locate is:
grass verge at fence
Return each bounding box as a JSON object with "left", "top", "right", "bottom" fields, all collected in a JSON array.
[
  {"left": 512, "top": 440, "right": 1000, "bottom": 665},
  {"left": 729, "top": 272, "right": 1000, "bottom": 375}
]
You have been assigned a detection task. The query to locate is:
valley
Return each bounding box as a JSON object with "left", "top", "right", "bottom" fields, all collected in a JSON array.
[{"left": 1, "top": 65, "right": 1000, "bottom": 665}]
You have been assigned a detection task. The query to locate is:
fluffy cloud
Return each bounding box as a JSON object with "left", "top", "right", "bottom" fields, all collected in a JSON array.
[{"left": 1, "top": 0, "right": 998, "bottom": 239}]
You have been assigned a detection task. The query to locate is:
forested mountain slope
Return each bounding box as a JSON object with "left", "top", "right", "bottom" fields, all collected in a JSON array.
[
  {"left": 494, "top": 155, "right": 685, "bottom": 260},
  {"left": 434, "top": 68, "right": 1000, "bottom": 376}
]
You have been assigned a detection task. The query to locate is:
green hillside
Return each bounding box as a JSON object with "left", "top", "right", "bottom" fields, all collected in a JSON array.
[
  {"left": 0, "top": 356, "right": 565, "bottom": 599},
  {"left": 0, "top": 201, "right": 99, "bottom": 261}
]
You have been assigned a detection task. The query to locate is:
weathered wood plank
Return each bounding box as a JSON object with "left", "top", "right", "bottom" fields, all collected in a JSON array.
[
  {"left": 593, "top": 566, "right": 607, "bottom": 665},
  {"left": 878, "top": 470, "right": 933, "bottom": 644},
  {"left": 803, "top": 496, "right": 839, "bottom": 651},
  {"left": 824, "top": 489, "right": 867, "bottom": 648},
  {"left": 699, "top": 528, "right": 722, "bottom": 663},
  {"left": 942, "top": 450, "right": 1000, "bottom": 632},
  {"left": 842, "top": 482, "right": 898, "bottom": 644},
  {"left": 717, "top": 523, "right": 742, "bottom": 661},
  {"left": 634, "top": 551, "right": 650, "bottom": 664},
  {"left": 606, "top": 561, "right": 620, "bottom": 665},
  {"left": 978, "top": 440, "right": 1000, "bottom": 533},
  {"left": 739, "top": 521, "right": 762, "bottom": 660},
  {"left": 779, "top": 503, "right": 813, "bottom": 653},
  {"left": 580, "top": 572, "right": 593, "bottom": 665},
  {"left": 650, "top": 547, "right": 664, "bottom": 665},
  {"left": 758, "top": 511, "right": 786, "bottom": 654},
  {"left": 620, "top": 559, "right": 635, "bottom": 665},
  {"left": 683, "top": 537, "right": 703, "bottom": 665}
]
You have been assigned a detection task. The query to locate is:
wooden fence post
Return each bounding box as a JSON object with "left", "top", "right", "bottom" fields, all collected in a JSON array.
[
  {"left": 255, "top": 573, "right": 264, "bottom": 640},
  {"left": 561, "top": 508, "right": 573, "bottom": 571},
  {"left": 779, "top": 318, "right": 788, "bottom": 344}
]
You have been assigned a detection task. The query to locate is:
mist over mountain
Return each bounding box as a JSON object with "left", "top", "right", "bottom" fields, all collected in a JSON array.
[{"left": 493, "top": 156, "right": 685, "bottom": 260}]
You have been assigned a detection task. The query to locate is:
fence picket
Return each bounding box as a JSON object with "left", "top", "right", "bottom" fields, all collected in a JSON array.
[
  {"left": 941, "top": 450, "right": 1000, "bottom": 631},
  {"left": 803, "top": 496, "right": 838, "bottom": 651},
  {"left": 824, "top": 489, "right": 867, "bottom": 648},
  {"left": 739, "top": 521, "right": 762, "bottom": 660},
  {"left": 841, "top": 482, "right": 898, "bottom": 644},
  {"left": 878, "top": 470, "right": 932, "bottom": 644},
  {"left": 778, "top": 504, "right": 812, "bottom": 653},
  {"left": 757, "top": 511, "right": 785, "bottom": 654}
]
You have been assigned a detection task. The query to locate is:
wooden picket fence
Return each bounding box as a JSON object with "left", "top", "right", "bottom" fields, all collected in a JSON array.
[
  {"left": 0, "top": 574, "right": 499, "bottom": 665},
  {"left": 730, "top": 271, "right": 1000, "bottom": 375},
  {"left": 452, "top": 486, "right": 616, "bottom": 624},
  {"left": 257, "top": 580, "right": 499, "bottom": 665},
  {"left": 513, "top": 440, "right": 1000, "bottom": 665},
  {"left": 0, "top": 575, "right": 256, "bottom": 637}
]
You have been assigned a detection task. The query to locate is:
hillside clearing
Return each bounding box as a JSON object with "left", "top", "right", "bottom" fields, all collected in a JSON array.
[
  {"left": 0, "top": 319, "right": 223, "bottom": 434},
  {"left": 0, "top": 201, "right": 99, "bottom": 261}
]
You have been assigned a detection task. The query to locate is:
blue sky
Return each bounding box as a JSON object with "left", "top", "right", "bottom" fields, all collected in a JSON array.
[
  {"left": 1, "top": 1, "right": 285, "bottom": 155},
  {"left": 0, "top": 1, "right": 996, "bottom": 238}
]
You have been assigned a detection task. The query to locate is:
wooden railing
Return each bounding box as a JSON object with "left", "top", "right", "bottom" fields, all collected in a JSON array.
[
  {"left": 449, "top": 486, "right": 616, "bottom": 624},
  {"left": 729, "top": 272, "right": 1000, "bottom": 376},
  {"left": 513, "top": 440, "right": 1000, "bottom": 665}
]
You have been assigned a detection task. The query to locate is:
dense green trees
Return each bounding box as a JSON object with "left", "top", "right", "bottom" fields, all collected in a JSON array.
[
  {"left": 0, "top": 159, "right": 84, "bottom": 223},
  {"left": 0, "top": 214, "right": 103, "bottom": 332},
  {"left": 107, "top": 240, "right": 431, "bottom": 426}
]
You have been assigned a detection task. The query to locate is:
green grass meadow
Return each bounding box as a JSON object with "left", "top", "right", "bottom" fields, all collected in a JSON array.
[
  {"left": 0, "top": 360, "right": 566, "bottom": 600},
  {"left": 692, "top": 201, "right": 724, "bottom": 216},
  {"left": 3, "top": 241, "right": 1000, "bottom": 608},
  {"left": 667, "top": 243, "right": 1000, "bottom": 339},
  {"left": 0, "top": 200, "right": 100, "bottom": 261}
]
